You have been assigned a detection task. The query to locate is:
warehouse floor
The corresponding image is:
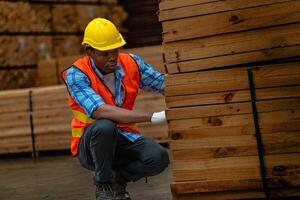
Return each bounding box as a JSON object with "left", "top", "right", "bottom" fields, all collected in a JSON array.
[{"left": 0, "top": 153, "right": 172, "bottom": 200}]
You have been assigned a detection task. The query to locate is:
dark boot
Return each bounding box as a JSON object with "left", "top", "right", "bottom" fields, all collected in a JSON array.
[
  {"left": 112, "top": 182, "right": 131, "bottom": 200},
  {"left": 96, "top": 183, "right": 114, "bottom": 200}
]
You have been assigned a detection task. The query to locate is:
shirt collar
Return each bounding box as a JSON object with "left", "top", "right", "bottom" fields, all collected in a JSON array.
[{"left": 89, "top": 57, "right": 124, "bottom": 80}]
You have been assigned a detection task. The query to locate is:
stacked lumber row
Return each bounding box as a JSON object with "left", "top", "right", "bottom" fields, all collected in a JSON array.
[
  {"left": 0, "top": 0, "right": 127, "bottom": 90},
  {"left": 119, "top": 0, "right": 162, "bottom": 47},
  {"left": 0, "top": 85, "right": 168, "bottom": 154},
  {"left": 0, "top": 1, "right": 121, "bottom": 33},
  {"left": 36, "top": 45, "right": 166, "bottom": 86},
  {"left": 0, "top": 1, "right": 126, "bottom": 66},
  {"left": 31, "top": 86, "right": 72, "bottom": 151},
  {"left": 0, "top": 89, "right": 32, "bottom": 154},
  {"left": 159, "top": 0, "right": 300, "bottom": 199},
  {"left": 0, "top": 68, "right": 37, "bottom": 90},
  {"left": 167, "top": 63, "right": 300, "bottom": 199}
]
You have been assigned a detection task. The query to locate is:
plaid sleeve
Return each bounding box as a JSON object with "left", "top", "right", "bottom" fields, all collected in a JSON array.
[
  {"left": 130, "top": 53, "right": 165, "bottom": 94},
  {"left": 65, "top": 67, "right": 105, "bottom": 117}
]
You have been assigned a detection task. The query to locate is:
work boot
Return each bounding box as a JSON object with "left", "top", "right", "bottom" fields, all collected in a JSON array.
[
  {"left": 112, "top": 182, "right": 131, "bottom": 200},
  {"left": 95, "top": 183, "right": 114, "bottom": 200}
]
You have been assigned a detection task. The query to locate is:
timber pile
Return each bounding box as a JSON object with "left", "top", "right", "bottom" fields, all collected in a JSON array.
[
  {"left": 159, "top": 0, "right": 300, "bottom": 199},
  {"left": 0, "top": 84, "right": 167, "bottom": 154},
  {"left": 0, "top": 89, "right": 32, "bottom": 154},
  {"left": 31, "top": 86, "right": 71, "bottom": 152},
  {"left": 0, "top": 0, "right": 127, "bottom": 90},
  {"left": 119, "top": 0, "right": 162, "bottom": 47}
]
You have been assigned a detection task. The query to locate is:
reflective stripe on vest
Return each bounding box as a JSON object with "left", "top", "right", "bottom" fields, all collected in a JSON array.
[
  {"left": 72, "top": 110, "right": 95, "bottom": 123},
  {"left": 72, "top": 128, "right": 84, "bottom": 138}
]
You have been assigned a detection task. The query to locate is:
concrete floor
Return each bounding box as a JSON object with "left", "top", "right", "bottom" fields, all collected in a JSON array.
[{"left": 0, "top": 154, "right": 172, "bottom": 200}]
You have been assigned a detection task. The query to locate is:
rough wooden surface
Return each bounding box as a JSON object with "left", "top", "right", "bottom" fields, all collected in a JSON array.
[{"left": 0, "top": 154, "right": 171, "bottom": 200}]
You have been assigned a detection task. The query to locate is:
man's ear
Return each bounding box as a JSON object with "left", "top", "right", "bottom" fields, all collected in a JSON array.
[{"left": 86, "top": 49, "right": 93, "bottom": 57}]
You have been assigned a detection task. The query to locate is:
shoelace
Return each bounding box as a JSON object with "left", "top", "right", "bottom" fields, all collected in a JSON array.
[{"left": 99, "top": 184, "right": 113, "bottom": 193}]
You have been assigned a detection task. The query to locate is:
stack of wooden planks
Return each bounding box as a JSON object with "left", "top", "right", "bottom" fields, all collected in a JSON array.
[
  {"left": 159, "top": 0, "right": 300, "bottom": 199},
  {"left": 0, "top": 0, "right": 126, "bottom": 90},
  {"left": 31, "top": 86, "right": 71, "bottom": 152},
  {"left": 0, "top": 89, "right": 32, "bottom": 154},
  {"left": 0, "top": 84, "right": 167, "bottom": 154},
  {"left": 0, "top": 86, "right": 70, "bottom": 155}
]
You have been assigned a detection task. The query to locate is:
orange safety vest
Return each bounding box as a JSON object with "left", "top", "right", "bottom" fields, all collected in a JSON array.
[{"left": 61, "top": 53, "right": 141, "bottom": 156}]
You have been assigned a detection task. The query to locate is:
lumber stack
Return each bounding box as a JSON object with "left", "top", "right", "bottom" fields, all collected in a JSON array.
[
  {"left": 159, "top": 0, "right": 300, "bottom": 199},
  {"left": 0, "top": 83, "right": 168, "bottom": 154},
  {"left": 0, "top": 0, "right": 127, "bottom": 90},
  {"left": 31, "top": 86, "right": 71, "bottom": 151},
  {"left": 0, "top": 89, "right": 32, "bottom": 154}
]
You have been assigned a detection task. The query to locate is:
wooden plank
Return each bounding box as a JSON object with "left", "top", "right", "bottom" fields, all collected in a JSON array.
[
  {"left": 171, "top": 131, "right": 300, "bottom": 160},
  {"left": 0, "top": 112, "right": 30, "bottom": 129},
  {"left": 165, "top": 62, "right": 300, "bottom": 96},
  {"left": 169, "top": 121, "right": 300, "bottom": 140},
  {"left": 164, "top": 23, "right": 300, "bottom": 64},
  {"left": 168, "top": 109, "right": 300, "bottom": 135},
  {"left": 166, "top": 86, "right": 300, "bottom": 108},
  {"left": 165, "top": 61, "right": 300, "bottom": 87},
  {"left": 167, "top": 45, "right": 300, "bottom": 73},
  {"left": 35, "top": 133, "right": 70, "bottom": 151},
  {"left": 37, "top": 59, "right": 58, "bottom": 86},
  {"left": 159, "top": 0, "right": 291, "bottom": 21},
  {"left": 172, "top": 188, "right": 300, "bottom": 200},
  {"left": 171, "top": 178, "right": 299, "bottom": 193},
  {"left": 137, "top": 122, "right": 169, "bottom": 141},
  {"left": 159, "top": 0, "right": 217, "bottom": 11},
  {"left": 167, "top": 98, "right": 300, "bottom": 120},
  {"left": 162, "top": 0, "right": 300, "bottom": 42},
  {"left": 34, "top": 123, "right": 70, "bottom": 135},
  {"left": 172, "top": 153, "right": 300, "bottom": 182},
  {"left": 0, "top": 136, "right": 32, "bottom": 154}
]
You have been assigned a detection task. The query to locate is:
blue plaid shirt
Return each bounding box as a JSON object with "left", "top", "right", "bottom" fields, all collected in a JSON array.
[{"left": 65, "top": 53, "right": 164, "bottom": 142}]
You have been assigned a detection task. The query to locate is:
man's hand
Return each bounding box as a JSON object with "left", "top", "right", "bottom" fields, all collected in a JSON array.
[{"left": 150, "top": 111, "right": 166, "bottom": 124}]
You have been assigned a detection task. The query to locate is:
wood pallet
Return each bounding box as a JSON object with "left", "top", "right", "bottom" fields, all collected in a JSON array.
[{"left": 159, "top": 0, "right": 300, "bottom": 199}]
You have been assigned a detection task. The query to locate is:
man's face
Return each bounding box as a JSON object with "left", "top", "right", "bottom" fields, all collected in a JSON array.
[{"left": 89, "top": 48, "right": 119, "bottom": 74}]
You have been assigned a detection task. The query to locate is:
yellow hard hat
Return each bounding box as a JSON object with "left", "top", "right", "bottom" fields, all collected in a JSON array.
[{"left": 82, "top": 18, "right": 126, "bottom": 51}]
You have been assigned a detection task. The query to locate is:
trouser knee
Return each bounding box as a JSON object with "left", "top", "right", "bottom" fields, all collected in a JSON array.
[
  {"left": 90, "top": 119, "right": 117, "bottom": 140},
  {"left": 145, "top": 147, "right": 169, "bottom": 176}
]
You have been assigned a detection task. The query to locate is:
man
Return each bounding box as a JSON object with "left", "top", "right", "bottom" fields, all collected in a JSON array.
[{"left": 61, "top": 18, "right": 169, "bottom": 200}]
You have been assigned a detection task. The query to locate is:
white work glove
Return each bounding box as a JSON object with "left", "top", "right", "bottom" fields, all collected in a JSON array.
[{"left": 150, "top": 111, "right": 166, "bottom": 124}]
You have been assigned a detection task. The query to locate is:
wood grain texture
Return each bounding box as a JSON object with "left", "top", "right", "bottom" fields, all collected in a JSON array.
[{"left": 162, "top": 0, "right": 300, "bottom": 42}]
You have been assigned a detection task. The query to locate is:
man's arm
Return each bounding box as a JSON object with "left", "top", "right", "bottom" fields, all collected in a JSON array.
[
  {"left": 92, "top": 104, "right": 152, "bottom": 124},
  {"left": 66, "top": 67, "right": 155, "bottom": 124},
  {"left": 66, "top": 66, "right": 166, "bottom": 124},
  {"left": 130, "top": 54, "right": 164, "bottom": 94}
]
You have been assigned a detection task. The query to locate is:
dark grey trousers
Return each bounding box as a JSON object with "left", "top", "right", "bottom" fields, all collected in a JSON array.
[{"left": 77, "top": 119, "right": 169, "bottom": 186}]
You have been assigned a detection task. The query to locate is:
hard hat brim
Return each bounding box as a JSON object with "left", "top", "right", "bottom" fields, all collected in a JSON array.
[{"left": 82, "top": 34, "right": 126, "bottom": 51}]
